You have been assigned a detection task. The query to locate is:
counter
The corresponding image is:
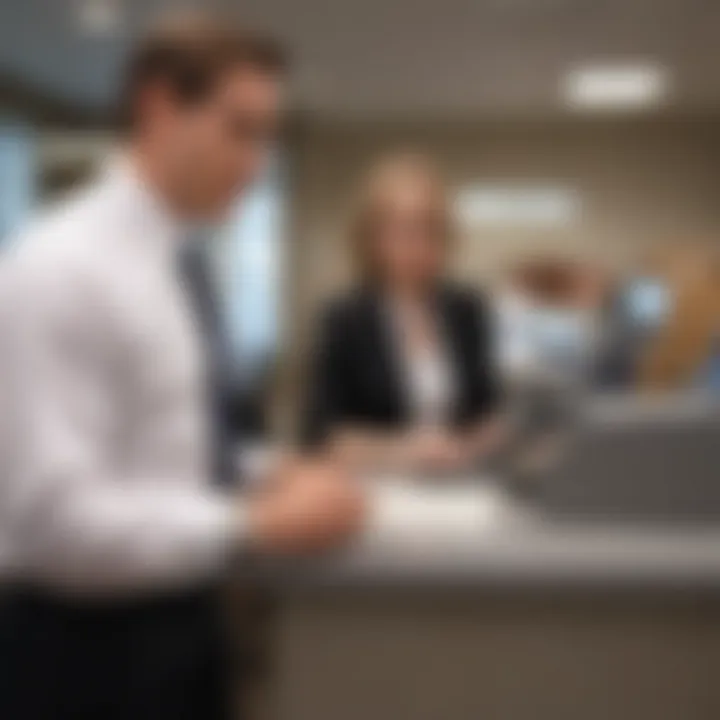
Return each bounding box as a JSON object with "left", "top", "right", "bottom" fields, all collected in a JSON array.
[
  {"left": 256, "top": 480, "right": 720, "bottom": 720},
  {"left": 268, "top": 479, "right": 720, "bottom": 591}
]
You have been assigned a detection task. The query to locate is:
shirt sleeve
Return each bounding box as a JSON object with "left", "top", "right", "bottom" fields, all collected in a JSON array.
[{"left": 2, "top": 260, "right": 241, "bottom": 594}]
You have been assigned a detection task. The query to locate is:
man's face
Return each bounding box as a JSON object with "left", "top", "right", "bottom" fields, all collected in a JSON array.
[{"left": 158, "top": 66, "right": 282, "bottom": 218}]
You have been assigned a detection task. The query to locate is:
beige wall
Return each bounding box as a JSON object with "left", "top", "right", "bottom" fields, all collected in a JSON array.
[{"left": 285, "top": 117, "right": 720, "bottom": 357}]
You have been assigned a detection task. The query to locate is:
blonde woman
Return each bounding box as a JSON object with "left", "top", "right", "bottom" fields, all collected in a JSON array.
[{"left": 302, "top": 153, "right": 504, "bottom": 473}]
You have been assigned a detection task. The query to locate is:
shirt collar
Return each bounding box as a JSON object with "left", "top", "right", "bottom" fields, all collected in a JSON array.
[{"left": 99, "top": 153, "right": 188, "bottom": 262}]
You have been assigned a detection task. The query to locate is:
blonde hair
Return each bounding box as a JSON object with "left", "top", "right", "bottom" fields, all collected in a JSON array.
[
  {"left": 639, "top": 244, "right": 720, "bottom": 391},
  {"left": 349, "top": 152, "right": 453, "bottom": 284}
]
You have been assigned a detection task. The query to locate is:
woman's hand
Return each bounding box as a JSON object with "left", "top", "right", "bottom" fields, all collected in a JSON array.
[
  {"left": 330, "top": 426, "right": 480, "bottom": 475},
  {"left": 461, "top": 415, "right": 510, "bottom": 462},
  {"left": 403, "top": 428, "right": 470, "bottom": 473}
]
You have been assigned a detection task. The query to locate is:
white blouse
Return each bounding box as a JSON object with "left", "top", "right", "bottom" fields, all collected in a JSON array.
[{"left": 386, "top": 299, "right": 456, "bottom": 428}]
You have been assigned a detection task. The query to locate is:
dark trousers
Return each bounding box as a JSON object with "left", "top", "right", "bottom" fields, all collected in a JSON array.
[{"left": 0, "top": 586, "right": 233, "bottom": 720}]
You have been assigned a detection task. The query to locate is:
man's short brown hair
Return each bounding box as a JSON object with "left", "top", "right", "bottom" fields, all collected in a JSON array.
[{"left": 120, "top": 12, "right": 287, "bottom": 128}]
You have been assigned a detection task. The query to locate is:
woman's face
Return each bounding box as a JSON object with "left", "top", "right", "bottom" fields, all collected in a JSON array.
[{"left": 372, "top": 180, "right": 447, "bottom": 292}]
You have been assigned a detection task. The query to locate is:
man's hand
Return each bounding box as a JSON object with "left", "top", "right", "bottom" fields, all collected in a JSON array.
[{"left": 244, "top": 460, "right": 366, "bottom": 555}]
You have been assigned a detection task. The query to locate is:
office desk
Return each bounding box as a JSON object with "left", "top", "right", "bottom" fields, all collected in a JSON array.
[{"left": 257, "top": 481, "right": 720, "bottom": 720}]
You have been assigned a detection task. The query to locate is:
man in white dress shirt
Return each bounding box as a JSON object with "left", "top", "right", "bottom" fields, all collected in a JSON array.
[{"left": 0, "top": 13, "right": 364, "bottom": 720}]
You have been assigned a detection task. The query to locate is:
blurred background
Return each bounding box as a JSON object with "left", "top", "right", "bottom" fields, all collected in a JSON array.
[
  {"left": 2, "top": 4, "right": 720, "bottom": 720},
  {"left": 1, "top": 0, "right": 719, "bottom": 425}
]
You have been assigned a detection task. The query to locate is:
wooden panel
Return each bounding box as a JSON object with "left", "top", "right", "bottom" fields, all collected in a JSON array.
[{"left": 269, "top": 591, "right": 720, "bottom": 720}]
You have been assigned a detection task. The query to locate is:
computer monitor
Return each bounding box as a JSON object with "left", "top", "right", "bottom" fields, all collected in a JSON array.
[{"left": 532, "top": 392, "right": 720, "bottom": 524}]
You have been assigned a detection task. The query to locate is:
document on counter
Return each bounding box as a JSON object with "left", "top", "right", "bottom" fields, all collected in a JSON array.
[{"left": 361, "top": 477, "right": 510, "bottom": 551}]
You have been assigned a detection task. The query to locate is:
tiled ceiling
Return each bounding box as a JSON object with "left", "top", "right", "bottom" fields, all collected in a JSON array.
[{"left": 1, "top": 0, "right": 719, "bottom": 118}]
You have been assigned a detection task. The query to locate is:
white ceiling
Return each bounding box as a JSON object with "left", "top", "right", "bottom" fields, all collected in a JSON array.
[{"left": 1, "top": 0, "right": 719, "bottom": 119}]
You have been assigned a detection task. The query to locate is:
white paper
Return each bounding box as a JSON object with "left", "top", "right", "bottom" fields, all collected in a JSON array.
[{"left": 362, "top": 478, "right": 507, "bottom": 551}]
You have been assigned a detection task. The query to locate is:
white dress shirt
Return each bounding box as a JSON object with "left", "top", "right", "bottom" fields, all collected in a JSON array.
[{"left": 0, "top": 160, "right": 238, "bottom": 595}]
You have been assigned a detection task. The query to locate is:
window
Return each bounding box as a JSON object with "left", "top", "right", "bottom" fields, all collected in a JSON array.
[
  {"left": 220, "top": 158, "right": 285, "bottom": 373},
  {"left": 0, "top": 120, "right": 36, "bottom": 242}
]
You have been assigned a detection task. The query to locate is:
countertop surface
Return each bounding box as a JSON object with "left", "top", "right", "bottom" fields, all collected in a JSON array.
[{"left": 263, "top": 478, "right": 720, "bottom": 593}]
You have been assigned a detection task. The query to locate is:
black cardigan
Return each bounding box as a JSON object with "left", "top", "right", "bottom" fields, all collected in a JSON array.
[{"left": 301, "top": 284, "right": 500, "bottom": 447}]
